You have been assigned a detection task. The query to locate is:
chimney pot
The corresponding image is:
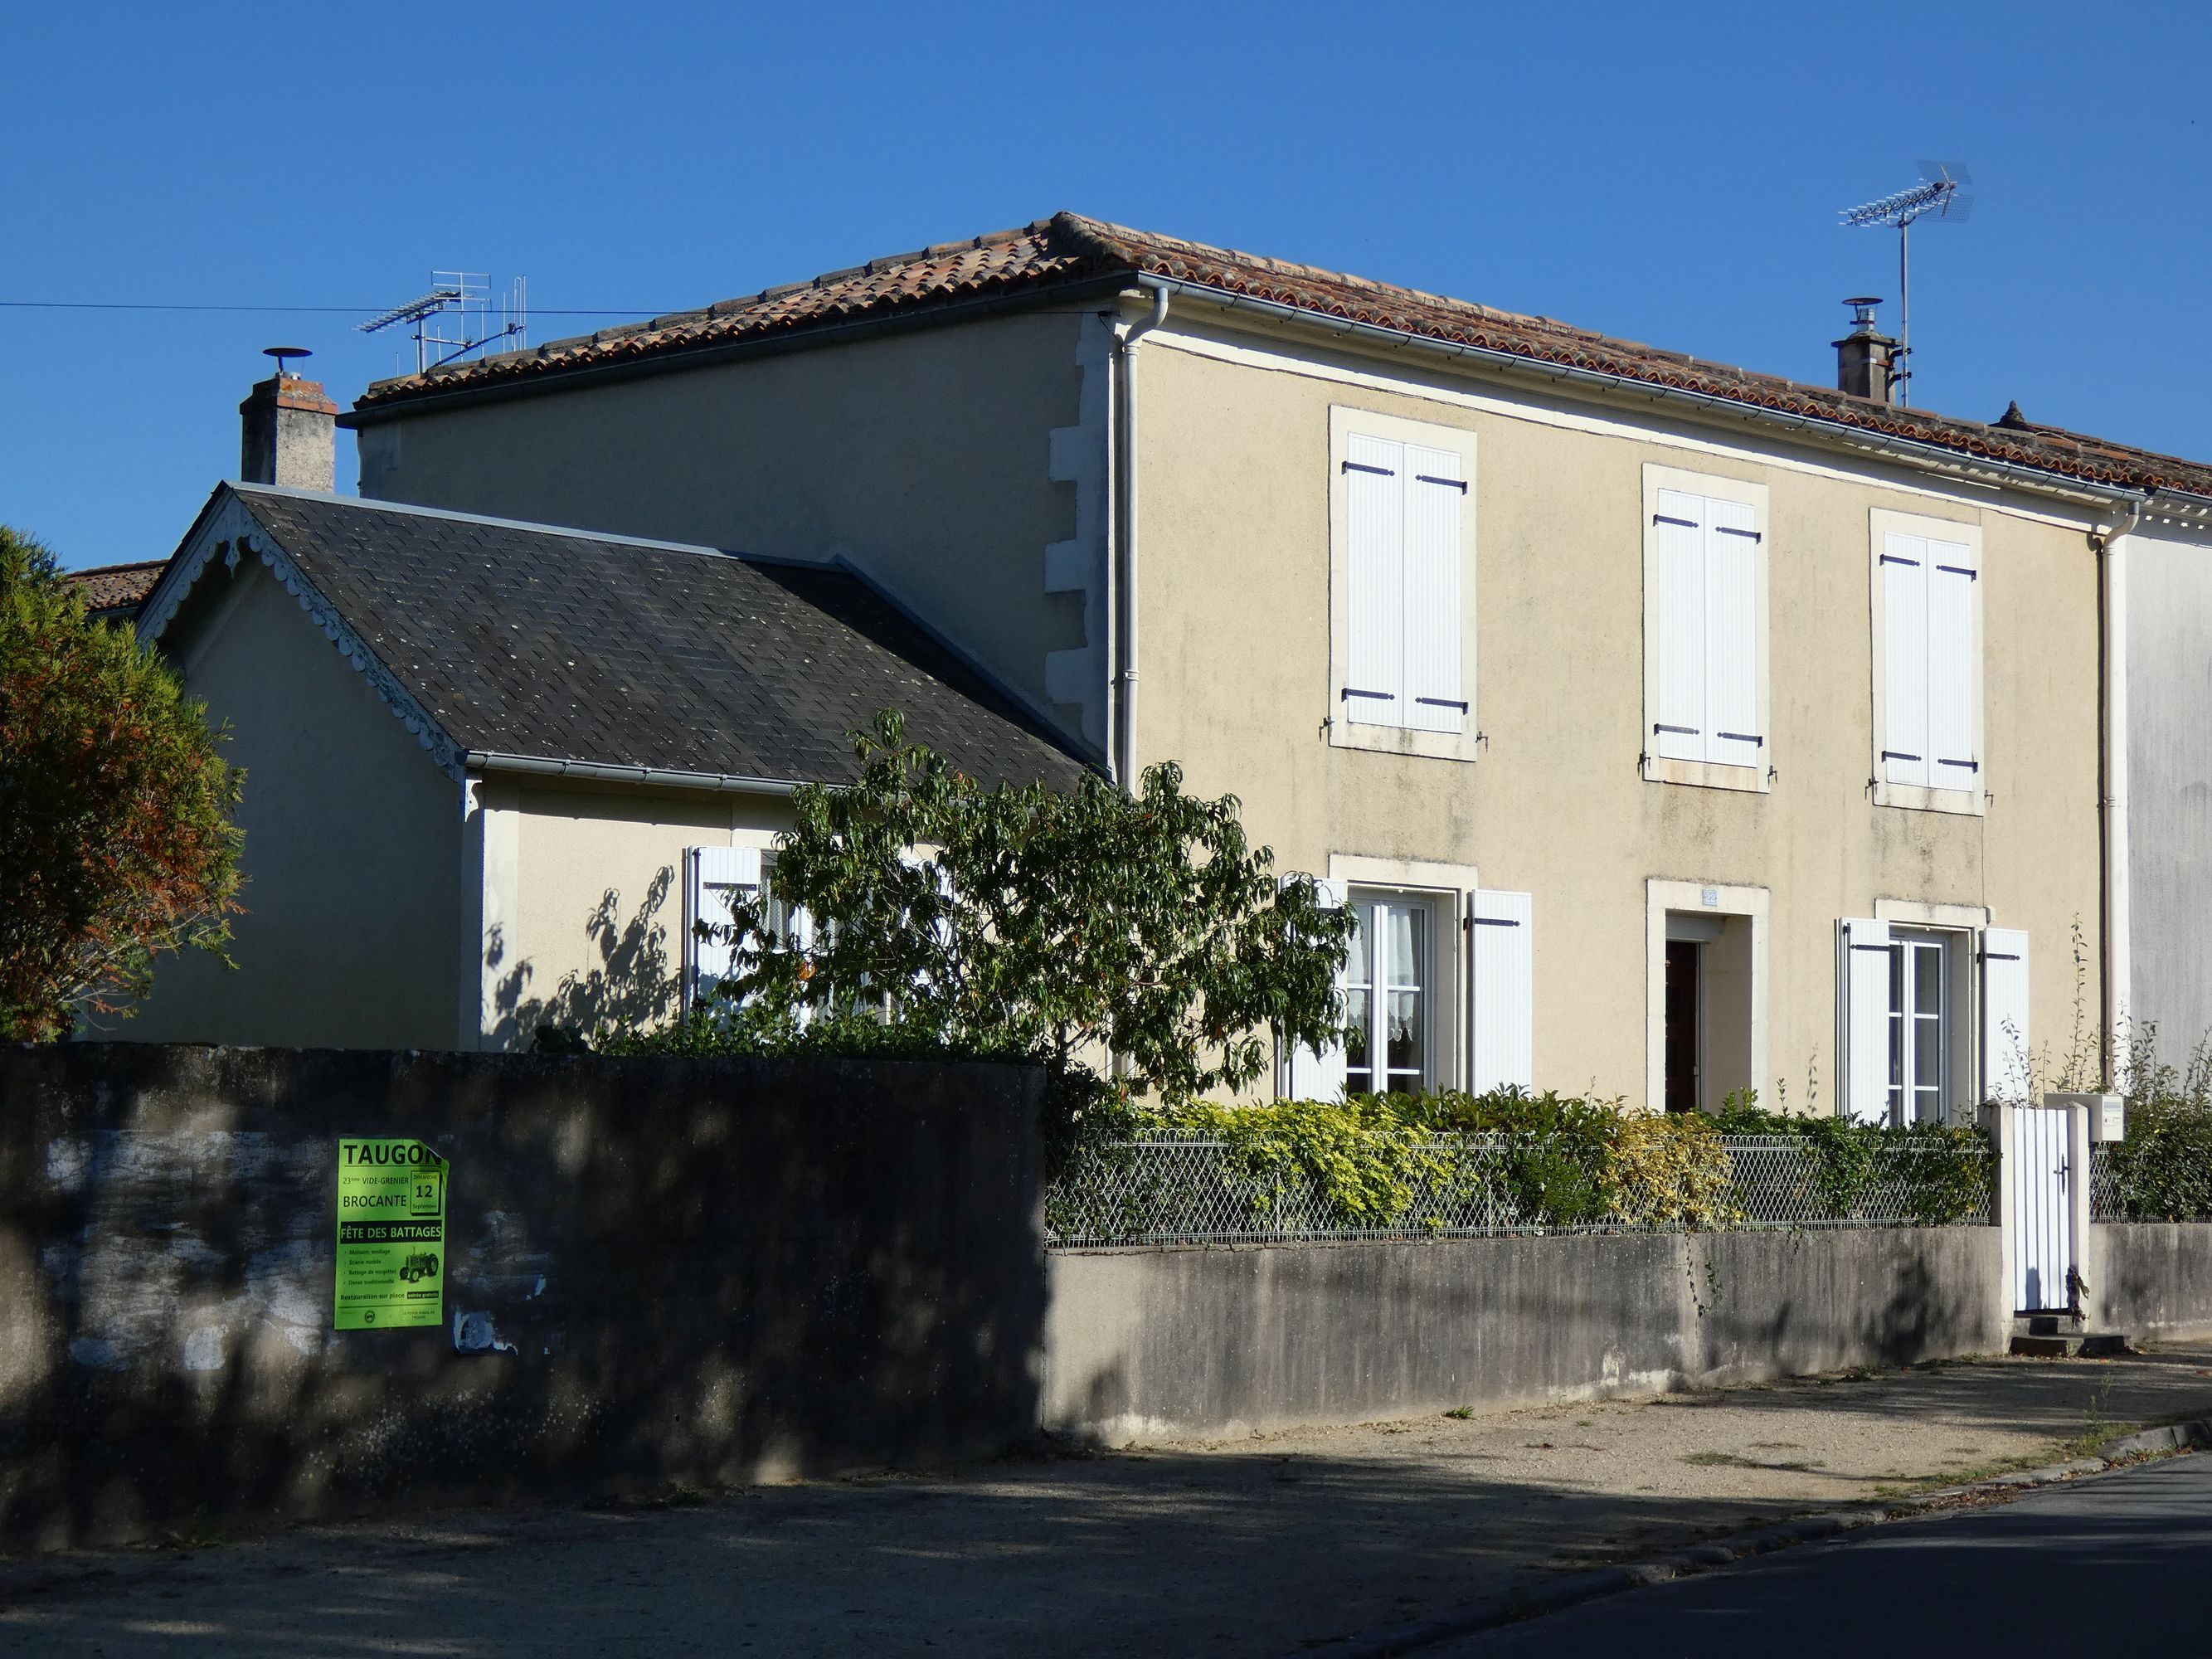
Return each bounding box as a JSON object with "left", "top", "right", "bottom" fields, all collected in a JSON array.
[
  {"left": 240, "top": 348, "right": 338, "bottom": 490},
  {"left": 1833, "top": 298, "right": 1899, "bottom": 406}
]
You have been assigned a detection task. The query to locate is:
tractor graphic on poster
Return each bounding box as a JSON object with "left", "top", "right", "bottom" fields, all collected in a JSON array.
[{"left": 398, "top": 1251, "right": 440, "bottom": 1284}]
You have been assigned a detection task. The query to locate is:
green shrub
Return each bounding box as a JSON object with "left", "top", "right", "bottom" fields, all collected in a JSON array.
[
  {"left": 1712, "top": 1092, "right": 1992, "bottom": 1225},
  {"left": 2106, "top": 1026, "right": 2212, "bottom": 1220},
  {"left": 1140, "top": 1088, "right": 1739, "bottom": 1231}
]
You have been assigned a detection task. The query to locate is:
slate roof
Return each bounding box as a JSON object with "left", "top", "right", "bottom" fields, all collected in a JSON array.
[
  {"left": 354, "top": 212, "right": 2212, "bottom": 505},
  {"left": 158, "top": 485, "right": 1091, "bottom": 792},
  {"left": 65, "top": 559, "right": 166, "bottom": 620}
]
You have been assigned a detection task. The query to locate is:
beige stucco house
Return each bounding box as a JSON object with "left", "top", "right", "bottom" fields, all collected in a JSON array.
[
  {"left": 319, "top": 212, "right": 2212, "bottom": 1119},
  {"left": 119, "top": 481, "right": 1087, "bottom": 1050}
]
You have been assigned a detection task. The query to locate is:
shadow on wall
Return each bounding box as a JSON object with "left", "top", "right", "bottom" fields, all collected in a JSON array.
[
  {"left": 486, "top": 868, "right": 678, "bottom": 1048},
  {"left": 1041, "top": 1228, "right": 2007, "bottom": 1443},
  {"left": 0, "top": 1044, "right": 1048, "bottom": 1551}
]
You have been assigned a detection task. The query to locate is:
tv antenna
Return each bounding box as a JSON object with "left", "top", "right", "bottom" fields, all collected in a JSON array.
[
  {"left": 1840, "top": 162, "right": 1972, "bottom": 406},
  {"left": 358, "top": 272, "right": 528, "bottom": 373}
]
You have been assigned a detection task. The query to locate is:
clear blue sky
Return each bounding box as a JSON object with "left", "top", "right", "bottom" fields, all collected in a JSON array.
[{"left": 7, "top": 0, "right": 2208, "bottom": 571}]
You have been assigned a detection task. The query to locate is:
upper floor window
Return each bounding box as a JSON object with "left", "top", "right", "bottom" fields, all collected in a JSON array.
[
  {"left": 1870, "top": 508, "right": 1983, "bottom": 813},
  {"left": 1328, "top": 407, "right": 1480, "bottom": 762},
  {"left": 1641, "top": 466, "right": 1770, "bottom": 793}
]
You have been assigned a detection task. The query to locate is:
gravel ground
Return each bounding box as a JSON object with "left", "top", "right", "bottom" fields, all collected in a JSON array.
[{"left": 5, "top": 1344, "right": 2210, "bottom": 1657}]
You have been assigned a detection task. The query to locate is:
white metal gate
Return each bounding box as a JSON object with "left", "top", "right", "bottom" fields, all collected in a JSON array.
[{"left": 2011, "top": 1105, "right": 2073, "bottom": 1311}]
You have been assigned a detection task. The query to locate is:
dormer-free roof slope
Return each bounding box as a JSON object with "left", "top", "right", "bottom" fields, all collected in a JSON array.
[
  {"left": 352, "top": 212, "right": 2212, "bottom": 506},
  {"left": 143, "top": 485, "right": 1091, "bottom": 793}
]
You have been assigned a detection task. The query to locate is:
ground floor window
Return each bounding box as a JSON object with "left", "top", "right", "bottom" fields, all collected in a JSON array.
[
  {"left": 1344, "top": 892, "right": 1436, "bottom": 1095},
  {"left": 1887, "top": 929, "right": 1955, "bottom": 1125}
]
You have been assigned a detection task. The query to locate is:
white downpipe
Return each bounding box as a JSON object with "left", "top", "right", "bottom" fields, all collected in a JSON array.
[
  {"left": 2093, "top": 500, "right": 2142, "bottom": 1086},
  {"left": 1112, "top": 287, "right": 1171, "bottom": 789}
]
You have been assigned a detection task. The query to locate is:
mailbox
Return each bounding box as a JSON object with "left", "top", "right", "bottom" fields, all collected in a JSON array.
[{"left": 2044, "top": 1092, "right": 2126, "bottom": 1142}]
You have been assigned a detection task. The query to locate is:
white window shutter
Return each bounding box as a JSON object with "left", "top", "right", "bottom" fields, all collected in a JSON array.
[
  {"left": 1344, "top": 435, "right": 1405, "bottom": 727},
  {"left": 1882, "top": 533, "right": 1931, "bottom": 786},
  {"left": 1652, "top": 489, "right": 1707, "bottom": 762},
  {"left": 1928, "top": 540, "right": 1977, "bottom": 787},
  {"left": 1285, "top": 876, "right": 1349, "bottom": 1099},
  {"left": 1840, "top": 917, "right": 1893, "bottom": 1125},
  {"left": 1401, "top": 443, "right": 1466, "bottom": 735},
  {"left": 1704, "top": 498, "right": 1761, "bottom": 768},
  {"left": 898, "top": 847, "right": 955, "bottom": 961},
  {"left": 1981, "top": 927, "right": 2031, "bottom": 1103},
  {"left": 1468, "top": 889, "right": 1533, "bottom": 1093},
  {"left": 687, "top": 844, "right": 761, "bottom": 1008}
]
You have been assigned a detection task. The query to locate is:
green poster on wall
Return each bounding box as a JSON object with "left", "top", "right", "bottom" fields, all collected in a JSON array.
[{"left": 333, "top": 1138, "right": 447, "bottom": 1331}]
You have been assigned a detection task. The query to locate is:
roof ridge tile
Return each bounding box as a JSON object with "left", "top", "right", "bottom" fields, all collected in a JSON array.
[{"left": 353, "top": 212, "right": 2212, "bottom": 500}]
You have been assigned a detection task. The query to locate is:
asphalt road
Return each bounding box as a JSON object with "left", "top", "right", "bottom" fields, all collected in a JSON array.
[{"left": 1449, "top": 1451, "right": 2212, "bottom": 1657}]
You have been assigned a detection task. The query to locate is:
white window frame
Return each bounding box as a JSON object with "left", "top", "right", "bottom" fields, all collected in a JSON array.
[
  {"left": 1869, "top": 506, "right": 1986, "bottom": 816},
  {"left": 1884, "top": 926, "right": 1971, "bottom": 1126},
  {"left": 1640, "top": 465, "right": 1772, "bottom": 795},
  {"left": 1645, "top": 878, "right": 1769, "bottom": 1113},
  {"left": 1874, "top": 903, "right": 1987, "bottom": 1117},
  {"left": 1327, "top": 406, "right": 1482, "bottom": 764},
  {"left": 1338, "top": 888, "right": 1443, "bottom": 1096},
  {"left": 1277, "top": 856, "right": 1480, "bottom": 1097}
]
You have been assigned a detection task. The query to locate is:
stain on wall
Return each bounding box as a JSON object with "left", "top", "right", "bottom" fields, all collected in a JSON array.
[{"left": 0, "top": 1044, "right": 1046, "bottom": 1550}]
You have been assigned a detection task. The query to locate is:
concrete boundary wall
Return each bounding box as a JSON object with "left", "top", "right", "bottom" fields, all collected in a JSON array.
[
  {"left": 1043, "top": 1228, "right": 2010, "bottom": 1444},
  {"left": 0, "top": 1044, "right": 1047, "bottom": 1550},
  {"left": 2089, "top": 1224, "right": 2212, "bottom": 1341}
]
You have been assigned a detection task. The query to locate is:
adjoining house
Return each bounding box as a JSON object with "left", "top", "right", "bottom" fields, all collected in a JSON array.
[
  {"left": 322, "top": 212, "right": 2212, "bottom": 1117},
  {"left": 120, "top": 473, "right": 1087, "bottom": 1051},
  {"left": 62, "top": 560, "right": 166, "bottom": 623}
]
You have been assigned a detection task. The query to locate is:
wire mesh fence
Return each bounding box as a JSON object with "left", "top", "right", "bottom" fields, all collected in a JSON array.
[
  {"left": 1045, "top": 1132, "right": 1995, "bottom": 1248},
  {"left": 2091, "top": 1141, "right": 2212, "bottom": 1222}
]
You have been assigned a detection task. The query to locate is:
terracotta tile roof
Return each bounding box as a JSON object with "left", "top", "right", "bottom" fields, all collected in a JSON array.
[
  {"left": 355, "top": 220, "right": 1101, "bottom": 411},
  {"left": 64, "top": 559, "right": 168, "bottom": 619},
  {"left": 355, "top": 212, "right": 2212, "bottom": 504}
]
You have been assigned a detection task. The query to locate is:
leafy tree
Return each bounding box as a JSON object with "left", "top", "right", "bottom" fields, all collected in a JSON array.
[
  {"left": 688, "top": 711, "right": 1353, "bottom": 1104},
  {"left": 0, "top": 527, "right": 243, "bottom": 1039}
]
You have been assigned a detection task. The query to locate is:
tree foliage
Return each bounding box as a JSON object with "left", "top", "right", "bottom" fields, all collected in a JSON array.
[
  {"left": 685, "top": 711, "right": 1353, "bottom": 1104},
  {"left": 0, "top": 527, "right": 243, "bottom": 1039}
]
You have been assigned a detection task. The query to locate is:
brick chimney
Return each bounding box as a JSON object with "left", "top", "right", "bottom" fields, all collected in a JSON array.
[
  {"left": 240, "top": 347, "right": 338, "bottom": 490},
  {"left": 1833, "top": 298, "right": 1898, "bottom": 406}
]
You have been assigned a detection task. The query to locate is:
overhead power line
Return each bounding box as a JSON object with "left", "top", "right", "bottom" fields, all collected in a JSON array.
[{"left": 0, "top": 299, "right": 669, "bottom": 316}]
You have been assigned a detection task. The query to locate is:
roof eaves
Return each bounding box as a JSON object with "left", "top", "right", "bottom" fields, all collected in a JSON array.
[
  {"left": 462, "top": 751, "right": 806, "bottom": 795},
  {"left": 1121, "top": 267, "right": 2153, "bottom": 508},
  {"left": 141, "top": 485, "right": 468, "bottom": 783},
  {"left": 348, "top": 221, "right": 1133, "bottom": 421}
]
